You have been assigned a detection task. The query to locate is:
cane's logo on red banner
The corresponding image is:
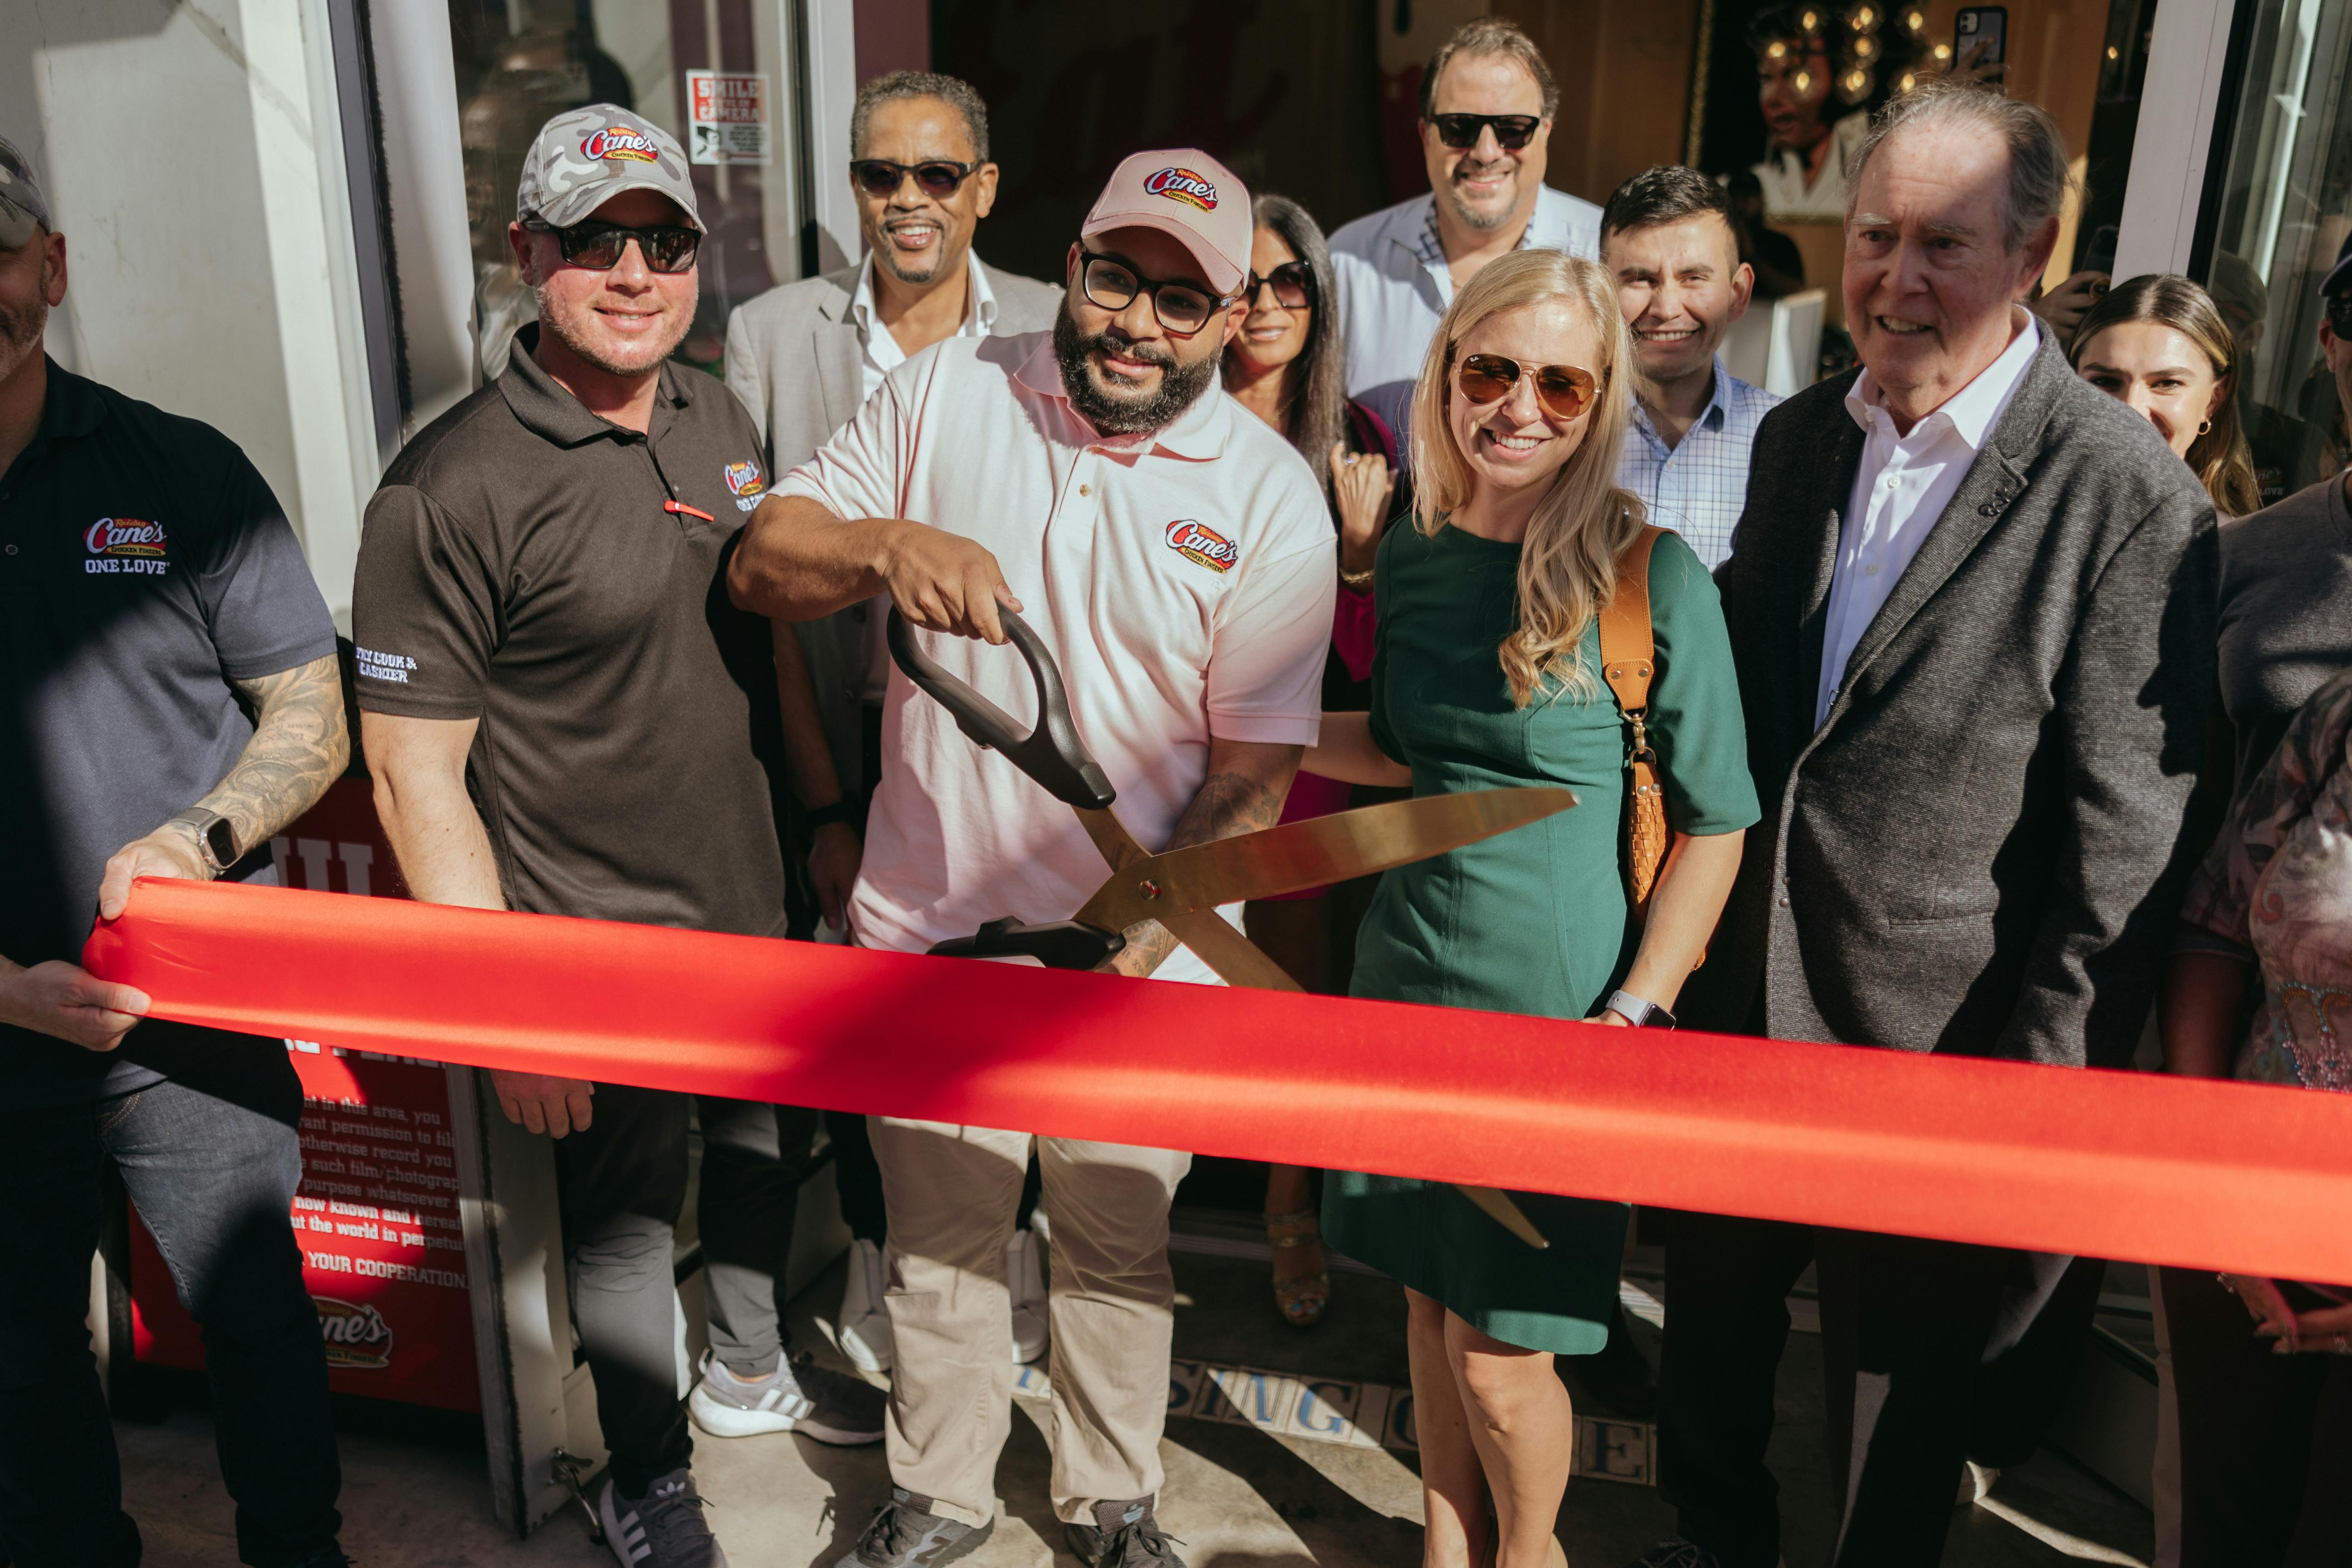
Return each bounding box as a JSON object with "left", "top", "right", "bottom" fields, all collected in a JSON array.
[
  {"left": 1165, "top": 519, "right": 1238, "bottom": 574},
  {"left": 581, "top": 126, "right": 660, "bottom": 163},
  {"left": 1144, "top": 167, "right": 1219, "bottom": 212},
  {"left": 85, "top": 516, "right": 171, "bottom": 576},
  {"left": 313, "top": 1296, "right": 394, "bottom": 1369}
]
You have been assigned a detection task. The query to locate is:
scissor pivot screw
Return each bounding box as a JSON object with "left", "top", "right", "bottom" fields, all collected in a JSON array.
[{"left": 1139, "top": 879, "right": 1162, "bottom": 900}]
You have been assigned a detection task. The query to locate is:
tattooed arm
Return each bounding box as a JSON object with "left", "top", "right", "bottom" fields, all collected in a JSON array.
[
  {"left": 95, "top": 652, "right": 351, "bottom": 918},
  {"left": 1102, "top": 737, "right": 1302, "bottom": 978}
]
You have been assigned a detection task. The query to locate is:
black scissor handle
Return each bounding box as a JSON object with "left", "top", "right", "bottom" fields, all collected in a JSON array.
[
  {"left": 927, "top": 916, "right": 1128, "bottom": 971},
  {"left": 886, "top": 606, "right": 1116, "bottom": 811}
]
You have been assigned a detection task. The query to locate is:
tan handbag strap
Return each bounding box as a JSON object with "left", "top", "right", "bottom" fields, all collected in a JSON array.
[{"left": 1599, "top": 524, "right": 1666, "bottom": 720}]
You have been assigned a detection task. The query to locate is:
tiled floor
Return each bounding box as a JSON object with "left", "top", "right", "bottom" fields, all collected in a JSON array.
[{"left": 110, "top": 1245, "right": 2154, "bottom": 1568}]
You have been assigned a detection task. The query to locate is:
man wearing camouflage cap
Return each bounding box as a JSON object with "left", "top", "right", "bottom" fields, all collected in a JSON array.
[{"left": 353, "top": 106, "right": 883, "bottom": 1568}]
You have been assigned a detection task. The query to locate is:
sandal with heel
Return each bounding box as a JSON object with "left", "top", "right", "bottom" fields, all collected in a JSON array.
[{"left": 1264, "top": 1207, "right": 1330, "bottom": 1328}]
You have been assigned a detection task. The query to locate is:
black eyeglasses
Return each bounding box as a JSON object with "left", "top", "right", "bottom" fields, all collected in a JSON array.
[
  {"left": 850, "top": 159, "right": 978, "bottom": 199},
  {"left": 522, "top": 218, "right": 700, "bottom": 274},
  {"left": 1079, "top": 252, "right": 1236, "bottom": 335},
  {"left": 1245, "top": 262, "right": 1315, "bottom": 311},
  {"left": 1428, "top": 113, "right": 1543, "bottom": 150}
]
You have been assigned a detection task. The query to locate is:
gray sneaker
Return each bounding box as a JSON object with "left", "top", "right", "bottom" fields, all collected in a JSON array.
[
  {"left": 1066, "top": 1498, "right": 1185, "bottom": 1568},
  {"left": 688, "top": 1350, "right": 886, "bottom": 1444},
  {"left": 837, "top": 1488, "right": 994, "bottom": 1568},
  {"left": 599, "top": 1471, "right": 726, "bottom": 1568}
]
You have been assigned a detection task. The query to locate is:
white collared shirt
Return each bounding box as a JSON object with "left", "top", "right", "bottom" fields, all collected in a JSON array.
[
  {"left": 1815, "top": 311, "right": 2042, "bottom": 726},
  {"left": 777, "top": 333, "right": 1336, "bottom": 981},
  {"left": 848, "top": 250, "right": 1001, "bottom": 693},
  {"left": 1753, "top": 109, "right": 1871, "bottom": 221},
  {"left": 1616, "top": 357, "right": 1783, "bottom": 570},
  {"left": 1328, "top": 183, "right": 1605, "bottom": 448}
]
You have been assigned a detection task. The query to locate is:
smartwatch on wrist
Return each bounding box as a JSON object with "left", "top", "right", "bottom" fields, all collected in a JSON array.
[
  {"left": 1603, "top": 989, "right": 1676, "bottom": 1029},
  {"left": 165, "top": 807, "right": 240, "bottom": 875}
]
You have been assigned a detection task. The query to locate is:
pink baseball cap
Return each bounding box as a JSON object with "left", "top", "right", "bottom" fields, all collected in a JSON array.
[{"left": 1081, "top": 150, "right": 1253, "bottom": 301}]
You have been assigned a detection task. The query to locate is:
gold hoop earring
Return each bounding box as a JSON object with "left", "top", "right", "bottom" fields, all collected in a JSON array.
[{"left": 2198, "top": 419, "right": 2213, "bottom": 435}]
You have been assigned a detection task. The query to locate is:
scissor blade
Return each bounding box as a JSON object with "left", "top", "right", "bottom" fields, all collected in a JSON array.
[{"left": 1073, "top": 786, "right": 1574, "bottom": 932}]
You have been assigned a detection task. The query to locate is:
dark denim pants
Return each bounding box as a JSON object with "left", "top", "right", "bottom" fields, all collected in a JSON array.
[{"left": 0, "top": 1044, "right": 342, "bottom": 1568}]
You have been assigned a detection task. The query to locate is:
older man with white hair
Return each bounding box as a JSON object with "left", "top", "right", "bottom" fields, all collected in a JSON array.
[{"left": 1632, "top": 81, "right": 2219, "bottom": 1568}]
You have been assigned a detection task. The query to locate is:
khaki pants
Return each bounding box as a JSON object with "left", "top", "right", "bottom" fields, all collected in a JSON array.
[{"left": 868, "top": 1116, "right": 1190, "bottom": 1527}]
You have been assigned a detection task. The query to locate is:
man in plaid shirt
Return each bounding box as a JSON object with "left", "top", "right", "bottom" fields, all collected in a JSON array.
[{"left": 1603, "top": 166, "right": 1784, "bottom": 569}]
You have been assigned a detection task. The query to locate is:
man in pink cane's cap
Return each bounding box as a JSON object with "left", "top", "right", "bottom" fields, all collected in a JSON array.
[{"left": 729, "top": 147, "right": 1338, "bottom": 1568}]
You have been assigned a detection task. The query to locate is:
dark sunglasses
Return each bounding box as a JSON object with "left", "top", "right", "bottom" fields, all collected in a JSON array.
[
  {"left": 1245, "top": 261, "right": 1315, "bottom": 311},
  {"left": 1429, "top": 113, "right": 1543, "bottom": 150},
  {"left": 1455, "top": 352, "right": 1600, "bottom": 420},
  {"left": 2328, "top": 292, "right": 2352, "bottom": 337},
  {"left": 1079, "top": 252, "right": 1235, "bottom": 336},
  {"left": 523, "top": 217, "right": 700, "bottom": 274},
  {"left": 850, "top": 159, "right": 978, "bottom": 198}
]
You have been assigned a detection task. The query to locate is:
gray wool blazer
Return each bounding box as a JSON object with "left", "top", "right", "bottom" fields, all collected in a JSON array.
[
  {"left": 722, "top": 256, "right": 1062, "bottom": 801},
  {"left": 1680, "top": 328, "right": 2220, "bottom": 1068}
]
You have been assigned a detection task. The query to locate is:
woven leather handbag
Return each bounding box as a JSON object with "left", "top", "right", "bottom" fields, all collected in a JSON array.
[{"left": 1598, "top": 525, "right": 1672, "bottom": 918}]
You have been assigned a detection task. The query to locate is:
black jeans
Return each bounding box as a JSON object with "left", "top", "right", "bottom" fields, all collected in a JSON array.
[
  {"left": 0, "top": 1046, "right": 342, "bottom": 1568},
  {"left": 555, "top": 1085, "right": 818, "bottom": 1497},
  {"left": 2163, "top": 1265, "right": 2352, "bottom": 1565}
]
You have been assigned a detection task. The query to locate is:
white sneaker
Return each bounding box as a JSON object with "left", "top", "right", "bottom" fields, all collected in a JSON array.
[
  {"left": 1007, "top": 1224, "right": 1049, "bottom": 1366},
  {"left": 838, "top": 1237, "right": 893, "bottom": 1374},
  {"left": 686, "top": 1349, "right": 886, "bottom": 1443}
]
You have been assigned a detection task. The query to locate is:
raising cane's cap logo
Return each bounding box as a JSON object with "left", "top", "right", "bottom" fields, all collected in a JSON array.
[
  {"left": 581, "top": 126, "right": 660, "bottom": 162},
  {"left": 1165, "top": 519, "right": 1238, "bottom": 574},
  {"left": 86, "top": 517, "right": 167, "bottom": 557},
  {"left": 1144, "top": 167, "right": 1219, "bottom": 212},
  {"left": 313, "top": 1296, "right": 394, "bottom": 1369},
  {"left": 724, "top": 460, "right": 766, "bottom": 497}
]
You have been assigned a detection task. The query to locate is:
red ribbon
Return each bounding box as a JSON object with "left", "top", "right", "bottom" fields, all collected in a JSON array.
[{"left": 83, "top": 877, "right": 2352, "bottom": 1282}]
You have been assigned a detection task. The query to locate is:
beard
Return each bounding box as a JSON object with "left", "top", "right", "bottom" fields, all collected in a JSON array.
[
  {"left": 1051, "top": 303, "right": 1220, "bottom": 436},
  {"left": 532, "top": 277, "right": 694, "bottom": 378},
  {"left": 0, "top": 269, "right": 48, "bottom": 388},
  {"left": 1440, "top": 158, "right": 1519, "bottom": 232}
]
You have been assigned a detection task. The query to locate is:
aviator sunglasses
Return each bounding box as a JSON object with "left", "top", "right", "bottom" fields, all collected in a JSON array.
[
  {"left": 1455, "top": 352, "right": 1600, "bottom": 421},
  {"left": 850, "top": 159, "right": 979, "bottom": 198},
  {"left": 1429, "top": 112, "right": 1542, "bottom": 150},
  {"left": 522, "top": 217, "right": 700, "bottom": 273},
  {"left": 1244, "top": 261, "right": 1315, "bottom": 311}
]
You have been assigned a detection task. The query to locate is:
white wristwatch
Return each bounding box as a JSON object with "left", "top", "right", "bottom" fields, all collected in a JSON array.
[{"left": 1605, "top": 989, "right": 1676, "bottom": 1029}]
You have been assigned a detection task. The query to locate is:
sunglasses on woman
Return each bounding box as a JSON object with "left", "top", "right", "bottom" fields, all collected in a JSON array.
[
  {"left": 1244, "top": 262, "right": 1315, "bottom": 311},
  {"left": 1455, "top": 353, "right": 1600, "bottom": 421},
  {"left": 1429, "top": 113, "right": 1542, "bottom": 150},
  {"left": 849, "top": 159, "right": 978, "bottom": 199},
  {"left": 522, "top": 217, "right": 700, "bottom": 274},
  {"left": 1079, "top": 252, "right": 1235, "bottom": 335}
]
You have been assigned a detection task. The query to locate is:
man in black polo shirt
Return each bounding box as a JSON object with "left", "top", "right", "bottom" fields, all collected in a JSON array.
[
  {"left": 0, "top": 136, "right": 351, "bottom": 1568},
  {"left": 353, "top": 107, "right": 882, "bottom": 1568}
]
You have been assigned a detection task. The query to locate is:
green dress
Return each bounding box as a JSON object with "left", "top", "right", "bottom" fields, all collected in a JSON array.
[{"left": 1322, "top": 521, "right": 1760, "bottom": 1353}]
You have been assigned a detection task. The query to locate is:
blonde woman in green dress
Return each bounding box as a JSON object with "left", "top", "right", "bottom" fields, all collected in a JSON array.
[{"left": 1304, "top": 249, "right": 1758, "bottom": 1568}]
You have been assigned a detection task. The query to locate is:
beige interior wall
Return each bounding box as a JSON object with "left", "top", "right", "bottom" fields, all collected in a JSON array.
[{"left": 1500, "top": 0, "right": 1707, "bottom": 208}]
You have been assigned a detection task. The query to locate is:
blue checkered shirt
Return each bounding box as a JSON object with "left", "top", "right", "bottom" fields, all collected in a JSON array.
[{"left": 1615, "top": 359, "right": 1782, "bottom": 570}]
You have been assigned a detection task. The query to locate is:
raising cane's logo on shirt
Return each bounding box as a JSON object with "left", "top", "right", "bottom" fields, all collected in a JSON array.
[
  {"left": 85, "top": 516, "right": 169, "bottom": 576},
  {"left": 724, "top": 459, "right": 766, "bottom": 511},
  {"left": 313, "top": 1296, "right": 394, "bottom": 1369},
  {"left": 1165, "top": 519, "right": 1238, "bottom": 574},
  {"left": 1144, "top": 167, "right": 1219, "bottom": 212},
  {"left": 581, "top": 126, "right": 660, "bottom": 162}
]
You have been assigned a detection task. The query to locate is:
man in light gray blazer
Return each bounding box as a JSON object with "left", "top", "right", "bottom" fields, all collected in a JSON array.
[
  {"left": 720, "top": 68, "right": 1059, "bottom": 1387},
  {"left": 1638, "top": 86, "right": 2218, "bottom": 1568}
]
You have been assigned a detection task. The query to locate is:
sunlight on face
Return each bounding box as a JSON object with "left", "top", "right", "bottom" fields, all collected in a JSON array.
[
  {"left": 1445, "top": 298, "right": 1603, "bottom": 504},
  {"left": 2075, "top": 320, "right": 2223, "bottom": 460}
]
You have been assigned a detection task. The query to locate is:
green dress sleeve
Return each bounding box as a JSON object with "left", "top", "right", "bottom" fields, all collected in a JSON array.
[{"left": 1645, "top": 529, "right": 1762, "bottom": 836}]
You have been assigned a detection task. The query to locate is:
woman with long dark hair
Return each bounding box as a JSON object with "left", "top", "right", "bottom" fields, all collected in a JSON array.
[{"left": 1219, "top": 193, "right": 1398, "bottom": 1330}]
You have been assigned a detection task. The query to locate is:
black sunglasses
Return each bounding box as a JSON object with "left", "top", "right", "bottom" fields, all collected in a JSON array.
[
  {"left": 850, "top": 159, "right": 978, "bottom": 199},
  {"left": 523, "top": 217, "right": 699, "bottom": 274},
  {"left": 1079, "top": 252, "right": 1235, "bottom": 336},
  {"left": 1245, "top": 262, "right": 1315, "bottom": 311},
  {"left": 2328, "top": 291, "right": 2352, "bottom": 336},
  {"left": 1429, "top": 113, "right": 1543, "bottom": 151}
]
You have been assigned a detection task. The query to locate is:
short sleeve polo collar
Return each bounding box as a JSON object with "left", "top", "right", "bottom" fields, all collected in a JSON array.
[
  {"left": 1010, "top": 335, "right": 1232, "bottom": 462},
  {"left": 495, "top": 323, "right": 694, "bottom": 448},
  {"left": 9, "top": 358, "right": 106, "bottom": 479}
]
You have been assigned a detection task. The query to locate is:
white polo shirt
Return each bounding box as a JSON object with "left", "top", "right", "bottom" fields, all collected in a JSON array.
[{"left": 776, "top": 332, "right": 1338, "bottom": 983}]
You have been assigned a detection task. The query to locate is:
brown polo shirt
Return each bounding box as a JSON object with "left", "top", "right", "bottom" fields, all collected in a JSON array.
[{"left": 353, "top": 325, "right": 788, "bottom": 936}]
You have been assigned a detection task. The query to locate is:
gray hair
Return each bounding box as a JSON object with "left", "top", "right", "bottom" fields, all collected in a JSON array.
[
  {"left": 850, "top": 71, "right": 990, "bottom": 164},
  {"left": 1845, "top": 79, "right": 2070, "bottom": 253}
]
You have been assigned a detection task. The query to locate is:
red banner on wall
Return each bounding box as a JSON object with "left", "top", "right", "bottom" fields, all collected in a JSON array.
[{"left": 128, "top": 778, "right": 482, "bottom": 1413}]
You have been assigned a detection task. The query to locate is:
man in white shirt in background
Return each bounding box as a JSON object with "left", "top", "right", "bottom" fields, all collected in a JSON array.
[
  {"left": 1328, "top": 17, "right": 1603, "bottom": 444},
  {"left": 729, "top": 147, "right": 1334, "bottom": 1568},
  {"left": 1602, "top": 165, "right": 1783, "bottom": 570},
  {"left": 724, "top": 70, "right": 1060, "bottom": 1381}
]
